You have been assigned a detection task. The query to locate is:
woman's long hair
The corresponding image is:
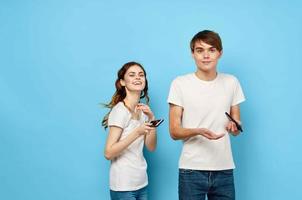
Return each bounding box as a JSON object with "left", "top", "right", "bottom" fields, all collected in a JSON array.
[{"left": 102, "top": 61, "right": 149, "bottom": 129}]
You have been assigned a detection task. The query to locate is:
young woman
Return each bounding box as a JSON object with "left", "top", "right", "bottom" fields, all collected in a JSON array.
[{"left": 102, "top": 61, "right": 157, "bottom": 200}]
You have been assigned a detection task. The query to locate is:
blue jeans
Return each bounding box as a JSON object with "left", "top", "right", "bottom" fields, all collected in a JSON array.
[
  {"left": 110, "top": 186, "right": 148, "bottom": 200},
  {"left": 179, "top": 169, "right": 235, "bottom": 200}
]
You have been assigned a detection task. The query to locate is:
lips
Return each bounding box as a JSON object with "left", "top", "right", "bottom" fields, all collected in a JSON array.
[
  {"left": 133, "top": 81, "right": 142, "bottom": 85},
  {"left": 202, "top": 61, "right": 211, "bottom": 64}
]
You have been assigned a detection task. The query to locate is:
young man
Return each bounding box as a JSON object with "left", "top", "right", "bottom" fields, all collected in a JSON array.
[{"left": 167, "top": 30, "right": 245, "bottom": 200}]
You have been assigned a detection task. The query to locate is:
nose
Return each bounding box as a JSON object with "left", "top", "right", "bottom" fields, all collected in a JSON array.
[{"left": 203, "top": 51, "right": 210, "bottom": 58}]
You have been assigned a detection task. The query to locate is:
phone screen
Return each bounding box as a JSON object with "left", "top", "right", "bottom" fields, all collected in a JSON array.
[{"left": 149, "top": 119, "right": 164, "bottom": 127}]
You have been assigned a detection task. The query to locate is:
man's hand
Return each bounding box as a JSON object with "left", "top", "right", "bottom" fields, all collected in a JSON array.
[
  {"left": 200, "top": 128, "right": 225, "bottom": 140},
  {"left": 226, "top": 121, "right": 241, "bottom": 136}
]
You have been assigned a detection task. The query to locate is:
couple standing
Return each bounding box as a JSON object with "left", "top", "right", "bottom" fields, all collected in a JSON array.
[{"left": 102, "top": 30, "right": 245, "bottom": 200}]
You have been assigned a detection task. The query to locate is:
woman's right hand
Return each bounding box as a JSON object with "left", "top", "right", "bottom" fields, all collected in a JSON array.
[{"left": 135, "top": 123, "right": 156, "bottom": 136}]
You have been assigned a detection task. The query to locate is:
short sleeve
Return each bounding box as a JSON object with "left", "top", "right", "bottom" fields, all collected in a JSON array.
[
  {"left": 232, "top": 77, "right": 246, "bottom": 106},
  {"left": 108, "top": 103, "right": 130, "bottom": 129},
  {"left": 167, "top": 78, "right": 184, "bottom": 107}
]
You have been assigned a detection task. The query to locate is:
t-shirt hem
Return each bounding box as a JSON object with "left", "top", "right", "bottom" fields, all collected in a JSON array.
[
  {"left": 179, "top": 165, "right": 235, "bottom": 171},
  {"left": 167, "top": 100, "right": 183, "bottom": 108},
  {"left": 232, "top": 98, "right": 246, "bottom": 106},
  {"left": 108, "top": 123, "right": 124, "bottom": 129},
  {"left": 110, "top": 182, "right": 148, "bottom": 192}
]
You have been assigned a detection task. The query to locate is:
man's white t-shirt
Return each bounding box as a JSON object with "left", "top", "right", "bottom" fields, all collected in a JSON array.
[
  {"left": 167, "top": 73, "right": 245, "bottom": 170},
  {"left": 108, "top": 102, "right": 148, "bottom": 191}
]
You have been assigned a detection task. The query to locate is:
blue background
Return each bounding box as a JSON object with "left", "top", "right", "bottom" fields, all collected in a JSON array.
[{"left": 1, "top": 0, "right": 302, "bottom": 199}]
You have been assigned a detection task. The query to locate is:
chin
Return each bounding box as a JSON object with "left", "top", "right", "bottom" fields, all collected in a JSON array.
[
  {"left": 129, "top": 87, "right": 145, "bottom": 92},
  {"left": 199, "top": 67, "right": 214, "bottom": 73}
]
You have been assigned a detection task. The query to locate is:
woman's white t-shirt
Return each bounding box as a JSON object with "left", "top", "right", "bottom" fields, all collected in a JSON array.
[{"left": 108, "top": 102, "right": 148, "bottom": 191}]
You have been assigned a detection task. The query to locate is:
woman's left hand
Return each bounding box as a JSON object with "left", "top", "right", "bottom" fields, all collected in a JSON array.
[{"left": 136, "top": 103, "right": 155, "bottom": 120}]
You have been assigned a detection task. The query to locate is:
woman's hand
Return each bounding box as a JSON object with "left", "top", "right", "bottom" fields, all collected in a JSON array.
[
  {"left": 136, "top": 103, "right": 155, "bottom": 120},
  {"left": 135, "top": 122, "right": 156, "bottom": 136}
]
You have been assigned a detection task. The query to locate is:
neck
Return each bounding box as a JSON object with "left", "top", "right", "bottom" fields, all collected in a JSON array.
[
  {"left": 123, "top": 92, "right": 141, "bottom": 112},
  {"left": 195, "top": 70, "right": 217, "bottom": 81}
]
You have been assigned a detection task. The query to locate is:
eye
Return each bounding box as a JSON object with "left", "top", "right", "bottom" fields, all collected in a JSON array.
[
  {"left": 210, "top": 48, "right": 217, "bottom": 53},
  {"left": 129, "top": 74, "right": 135, "bottom": 77}
]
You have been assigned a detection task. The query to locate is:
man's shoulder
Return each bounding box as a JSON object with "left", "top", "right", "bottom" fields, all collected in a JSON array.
[
  {"left": 218, "top": 73, "right": 239, "bottom": 83},
  {"left": 172, "top": 73, "right": 195, "bottom": 83}
]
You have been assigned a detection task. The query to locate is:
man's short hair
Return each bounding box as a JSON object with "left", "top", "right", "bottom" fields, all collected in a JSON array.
[{"left": 190, "top": 30, "right": 223, "bottom": 52}]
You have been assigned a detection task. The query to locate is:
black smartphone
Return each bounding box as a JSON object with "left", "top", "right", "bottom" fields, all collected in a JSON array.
[
  {"left": 149, "top": 119, "right": 164, "bottom": 127},
  {"left": 225, "top": 112, "right": 243, "bottom": 132}
]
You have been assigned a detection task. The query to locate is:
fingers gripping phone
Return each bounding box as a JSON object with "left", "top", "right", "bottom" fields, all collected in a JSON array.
[
  {"left": 225, "top": 112, "right": 243, "bottom": 132},
  {"left": 149, "top": 119, "right": 164, "bottom": 127}
]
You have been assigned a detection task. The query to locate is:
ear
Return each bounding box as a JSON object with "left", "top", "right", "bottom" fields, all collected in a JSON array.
[
  {"left": 191, "top": 50, "right": 195, "bottom": 58},
  {"left": 120, "top": 79, "right": 125, "bottom": 87}
]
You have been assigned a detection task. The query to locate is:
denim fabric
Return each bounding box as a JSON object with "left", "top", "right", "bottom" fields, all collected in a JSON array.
[
  {"left": 179, "top": 169, "right": 235, "bottom": 200},
  {"left": 110, "top": 186, "right": 148, "bottom": 200}
]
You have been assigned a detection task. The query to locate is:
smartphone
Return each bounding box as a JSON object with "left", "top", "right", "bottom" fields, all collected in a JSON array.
[
  {"left": 149, "top": 119, "right": 164, "bottom": 127},
  {"left": 225, "top": 112, "right": 243, "bottom": 132}
]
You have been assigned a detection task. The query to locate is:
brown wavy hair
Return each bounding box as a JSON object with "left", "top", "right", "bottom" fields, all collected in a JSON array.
[
  {"left": 190, "top": 30, "right": 223, "bottom": 53},
  {"left": 102, "top": 61, "right": 149, "bottom": 129}
]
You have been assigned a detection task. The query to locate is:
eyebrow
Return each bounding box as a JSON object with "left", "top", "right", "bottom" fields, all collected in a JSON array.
[
  {"left": 194, "top": 46, "right": 216, "bottom": 50},
  {"left": 128, "top": 71, "right": 144, "bottom": 74}
]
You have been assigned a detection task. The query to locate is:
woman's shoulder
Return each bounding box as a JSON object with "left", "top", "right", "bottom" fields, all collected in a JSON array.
[{"left": 111, "top": 102, "right": 130, "bottom": 115}]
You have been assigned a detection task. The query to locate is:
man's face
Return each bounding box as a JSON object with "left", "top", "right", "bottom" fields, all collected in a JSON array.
[{"left": 192, "top": 40, "right": 222, "bottom": 73}]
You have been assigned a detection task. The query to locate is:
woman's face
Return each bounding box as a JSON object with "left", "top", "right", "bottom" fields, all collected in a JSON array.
[{"left": 120, "top": 65, "right": 146, "bottom": 92}]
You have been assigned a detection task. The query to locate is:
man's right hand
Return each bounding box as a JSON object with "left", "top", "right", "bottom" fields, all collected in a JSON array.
[{"left": 199, "top": 128, "right": 225, "bottom": 140}]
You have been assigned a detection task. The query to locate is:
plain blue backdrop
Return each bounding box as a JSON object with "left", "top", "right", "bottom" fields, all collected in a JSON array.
[{"left": 1, "top": 0, "right": 302, "bottom": 199}]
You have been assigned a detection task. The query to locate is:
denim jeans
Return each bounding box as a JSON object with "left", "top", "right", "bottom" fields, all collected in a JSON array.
[
  {"left": 110, "top": 186, "right": 148, "bottom": 200},
  {"left": 179, "top": 169, "right": 235, "bottom": 200}
]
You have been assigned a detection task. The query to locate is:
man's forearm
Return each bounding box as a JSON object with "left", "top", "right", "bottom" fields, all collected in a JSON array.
[{"left": 170, "top": 127, "right": 201, "bottom": 140}]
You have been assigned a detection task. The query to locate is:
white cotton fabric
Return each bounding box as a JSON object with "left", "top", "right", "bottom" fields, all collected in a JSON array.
[
  {"left": 167, "top": 73, "right": 245, "bottom": 170},
  {"left": 108, "top": 102, "right": 148, "bottom": 191}
]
